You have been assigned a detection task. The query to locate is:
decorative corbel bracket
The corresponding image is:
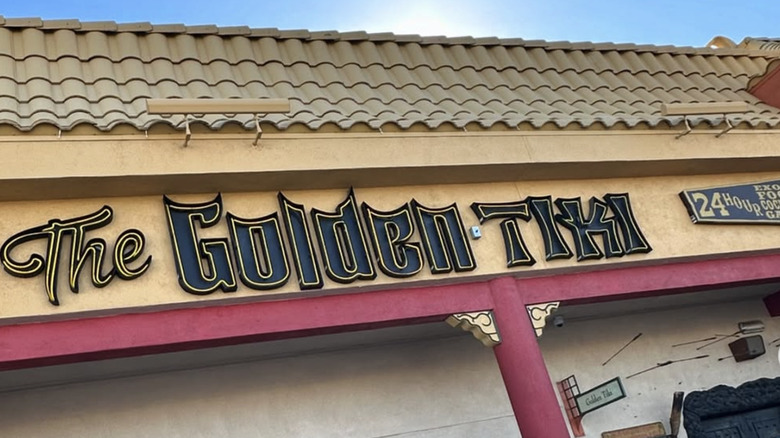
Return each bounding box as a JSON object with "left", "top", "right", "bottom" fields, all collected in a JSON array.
[
  {"left": 446, "top": 311, "right": 501, "bottom": 347},
  {"left": 526, "top": 302, "right": 560, "bottom": 337}
]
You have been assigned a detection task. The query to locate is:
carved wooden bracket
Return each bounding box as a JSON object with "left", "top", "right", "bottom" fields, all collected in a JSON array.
[
  {"left": 446, "top": 311, "right": 501, "bottom": 347},
  {"left": 526, "top": 302, "right": 560, "bottom": 337}
]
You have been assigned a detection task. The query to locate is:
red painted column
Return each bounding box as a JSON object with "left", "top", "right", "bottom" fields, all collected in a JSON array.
[{"left": 490, "top": 276, "right": 570, "bottom": 438}]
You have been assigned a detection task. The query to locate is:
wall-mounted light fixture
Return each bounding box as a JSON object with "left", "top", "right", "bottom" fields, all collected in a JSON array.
[
  {"left": 145, "top": 98, "right": 291, "bottom": 147},
  {"left": 660, "top": 102, "right": 749, "bottom": 139}
]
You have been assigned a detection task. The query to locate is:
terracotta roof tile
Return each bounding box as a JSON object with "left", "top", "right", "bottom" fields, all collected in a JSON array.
[{"left": 0, "top": 18, "right": 776, "bottom": 131}]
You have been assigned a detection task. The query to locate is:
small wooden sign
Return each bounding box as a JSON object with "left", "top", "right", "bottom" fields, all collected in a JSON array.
[
  {"left": 602, "top": 422, "right": 666, "bottom": 438},
  {"left": 575, "top": 377, "right": 626, "bottom": 416}
]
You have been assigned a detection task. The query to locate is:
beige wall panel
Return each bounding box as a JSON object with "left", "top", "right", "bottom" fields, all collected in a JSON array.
[
  {"left": 0, "top": 334, "right": 520, "bottom": 438},
  {"left": 0, "top": 171, "right": 780, "bottom": 321},
  {"left": 1, "top": 132, "right": 780, "bottom": 200},
  {"left": 540, "top": 299, "right": 780, "bottom": 437}
]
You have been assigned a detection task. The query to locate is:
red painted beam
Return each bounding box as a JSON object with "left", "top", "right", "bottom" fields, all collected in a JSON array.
[
  {"left": 517, "top": 253, "right": 780, "bottom": 305},
  {"left": 3, "top": 252, "right": 780, "bottom": 371},
  {"left": 0, "top": 281, "right": 493, "bottom": 370}
]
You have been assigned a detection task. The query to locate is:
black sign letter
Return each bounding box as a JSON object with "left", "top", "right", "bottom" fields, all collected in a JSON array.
[
  {"left": 362, "top": 203, "right": 423, "bottom": 278},
  {"left": 312, "top": 190, "right": 376, "bottom": 284},
  {"left": 227, "top": 212, "right": 290, "bottom": 290},
  {"left": 411, "top": 200, "right": 476, "bottom": 274},
  {"left": 471, "top": 201, "right": 536, "bottom": 267},
  {"left": 164, "top": 195, "right": 237, "bottom": 295},
  {"left": 279, "top": 193, "right": 323, "bottom": 290}
]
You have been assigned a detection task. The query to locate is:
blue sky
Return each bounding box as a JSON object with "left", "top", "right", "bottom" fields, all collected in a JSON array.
[{"left": 2, "top": 1, "right": 778, "bottom": 47}]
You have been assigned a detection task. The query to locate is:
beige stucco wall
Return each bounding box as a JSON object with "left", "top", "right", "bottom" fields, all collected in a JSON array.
[
  {"left": 1, "top": 130, "right": 780, "bottom": 201},
  {"left": 1, "top": 171, "right": 780, "bottom": 321},
  {"left": 541, "top": 297, "right": 780, "bottom": 437},
  {"left": 1, "top": 130, "right": 780, "bottom": 321},
  {"left": 1, "top": 297, "right": 776, "bottom": 438},
  {"left": 0, "top": 327, "right": 520, "bottom": 438}
]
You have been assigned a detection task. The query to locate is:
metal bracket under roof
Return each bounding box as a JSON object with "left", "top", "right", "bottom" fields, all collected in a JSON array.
[
  {"left": 144, "top": 98, "right": 290, "bottom": 147},
  {"left": 183, "top": 115, "right": 192, "bottom": 147},
  {"left": 675, "top": 114, "right": 736, "bottom": 139},
  {"left": 676, "top": 116, "right": 692, "bottom": 139},
  {"left": 252, "top": 114, "right": 263, "bottom": 147},
  {"left": 661, "top": 102, "right": 747, "bottom": 140},
  {"left": 715, "top": 117, "right": 734, "bottom": 138}
]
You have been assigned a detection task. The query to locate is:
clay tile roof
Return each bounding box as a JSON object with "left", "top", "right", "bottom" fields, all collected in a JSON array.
[
  {"left": 0, "top": 16, "right": 777, "bottom": 132},
  {"left": 738, "top": 37, "right": 780, "bottom": 51}
]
